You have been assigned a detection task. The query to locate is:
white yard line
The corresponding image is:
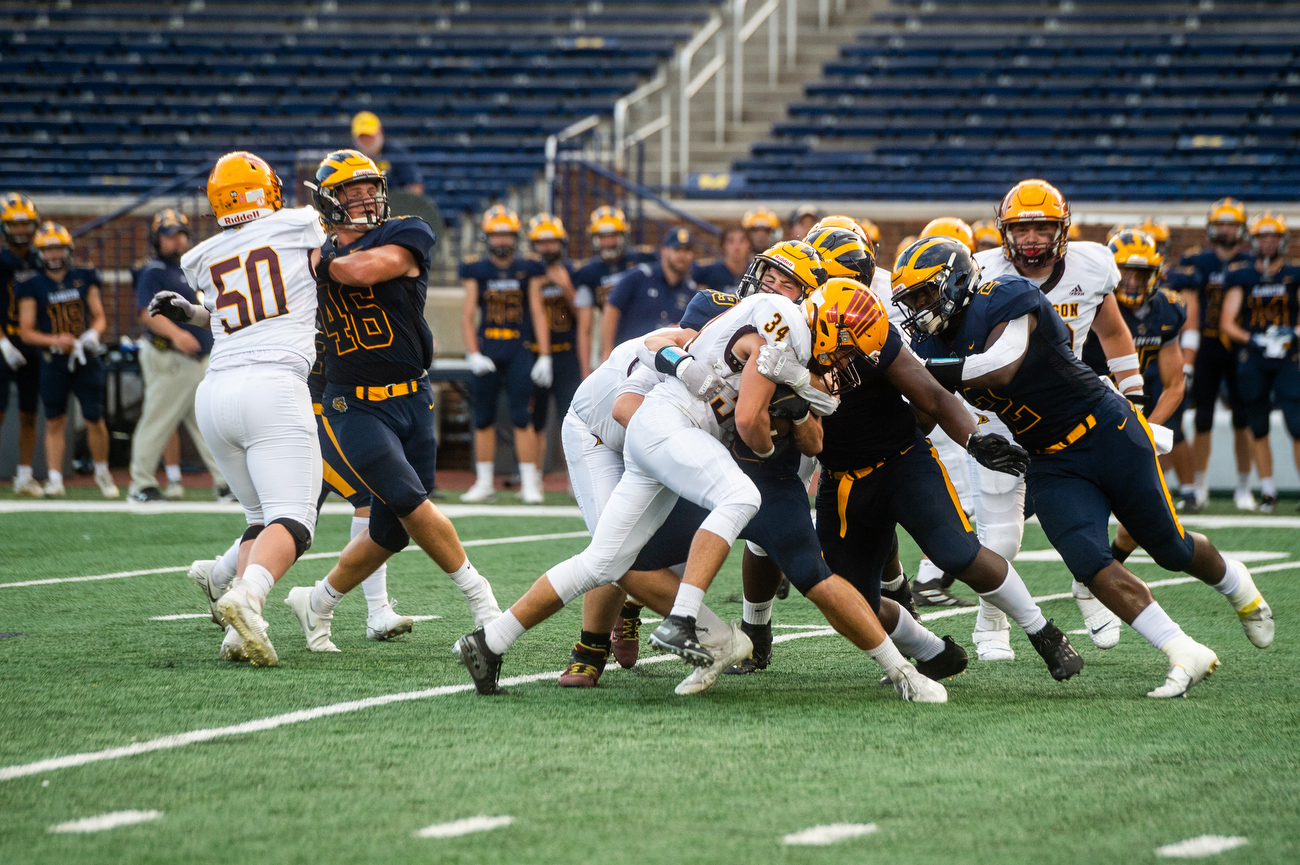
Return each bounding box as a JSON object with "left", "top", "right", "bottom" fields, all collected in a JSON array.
[
  {"left": 1155, "top": 835, "right": 1249, "bottom": 858},
  {"left": 0, "top": 501, "right": 583, "bottom": 517},
  {"left": 782, "top": 823, "right": 878, "bottom": 846},
  {"left": 48, "top": 810, "right": 162, "bottom": 833},
  {"left": 149, "top": 614, "right": 209, "bottom": 621},
  {"left": 414, "top": 815, "right": 514, "bottom": 839}
]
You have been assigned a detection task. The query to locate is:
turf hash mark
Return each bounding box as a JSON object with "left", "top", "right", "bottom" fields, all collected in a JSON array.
[
  {"left": 1155, "top": 835, "right": 1249, "bottom": 858},
  {"left": 47, "top": 810, "right": 162, "bottom": 833},
  {"left": 782, "top": 823, "right": 878, "bottom": 846},
  {"left": 413, "top": 815, "right": 515, "bottom": 839}
]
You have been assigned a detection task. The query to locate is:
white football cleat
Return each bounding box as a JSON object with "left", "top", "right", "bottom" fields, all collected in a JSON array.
[
  {"left": 1074, "top": 593, "right": 1121, "bottom": 650},
  {"left": 1233, "top": 489, "right": 1257, "bottom": 511},
  {"left": 520, "top": 479, "right": 545, "bottom": 504},
  {"left": 1147, "top": 635, "right": 1219, "bottom": 698},
  {"left": 366, "top": 602, "right": 415, "bottom": 641},
  {"left": 220, "top": 624, "right": 247, "bottom": 662},
  {"left": 95, "top": 468, "right": 119, "bottom": 499},
  {"left": 675, "top": 620, "right": 754, "bottom": 696},
  {"left": 42, "top": 479, "right": 65, "bottom": 497},
  {"left": 890, "top": 663, "right": 948, "bottom": 703},
  {"left": 216, "top": 579, "right": 278, "bottom": 667},
  {"left": 285, "top": 585, "right": 340, "bottom": 652},
  {"left": 460, "top": 480, "right": 497, "bottom": 503},
  {"left": 1222, "top": 560, "right": 1274, "bottom": 649},
  {"left": 972, "top": 626, "right": 1015, "bottom": 661},
  {"left": 461, "top": 577, "right": 502, "bottom": 629},
  {"left": 14, "top": 478, "right": 43, "bottom": 498},
  {"left": 189, "top": 559, "right": 227, "bottom": 626},
  {"left": 165, "top": 481, "right": 185, "bottom": 501}
]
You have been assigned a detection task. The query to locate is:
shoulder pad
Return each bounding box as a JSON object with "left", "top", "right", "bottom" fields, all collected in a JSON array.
[
  {"left": 634, "top": 245, "right": 656, "bottom": 254},
  {"left": 461, "top": 254, "right": 481, "bottom": 264},
  {"left": 1181, "top": 246, "right": 1204, "bottom": 259},
  {"left": 15, "top": 269, "right": 37, "bottom": 283},
  {"left": 1226, "top": 260, "right": 1251, "bottom": 272},
  {"left": 1159, "top": 288, "right": 1183, "bottom": 305}
]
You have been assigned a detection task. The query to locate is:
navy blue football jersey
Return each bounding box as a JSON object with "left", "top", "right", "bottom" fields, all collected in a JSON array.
[
  {"left": 913, "top": 274, "right": 1112, "bottom": 451},
  {"left": 680, "top": 289, "right": 738, "bottom": 331},
  {"left": 571, "top": 248, "right": 657, "bottom": 311},
  {"left": 816, "top": 325, "right": 921, "bottom": 470},
  {"left": 1222, "top": 259, "right": 1300, "bottom": 336},
  {"left": 317, "top": 216, "right": 436, "bottom": 387},
  {"left": 1082, "top": 288, "right": 1186, "bottom": 377},
  {"left": 1, "top": 247, "right": 37, "bottom": 338},
  {"left": 534, "top": 259, "right": 578, "bottom": 354},
  {"left": 15, "top": 267, "right": 101, "bottom": 337},
  {"left": 1164, "top": 245, "right": 1250, "bottom": 340},
  {"left": 458, "top": 253, "right": 541, "bottom": 353}
]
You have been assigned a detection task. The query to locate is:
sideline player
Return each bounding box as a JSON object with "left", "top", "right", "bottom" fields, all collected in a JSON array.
[
  {"left": 149, "top": 151, "right": 325, "bottom": 667},
  {"left": 287, "top": 150, "right": 501, "bottom": 652},
  {"left": 1220, "top": 212, "right": 1300, "bottom": 513},
  {"left": 570, "top": 206, "right": 655, "bottom": 372},
  {"left": 897, "top": 236, "right": 1273, "bottom": 697},
  {"left": 1, "top": 192, "right": 45, "bottom": 497},
  {"left": 460, "top": 205, "right": 544, "bottom": 503},
  {"left": 1167, "top": 199, "right": 1256, "bottom": 510},
  {"left": 524, "top": 213, "right": 580, "bottom": 484},
  {"left": 16, "top": 222, "right": 117, "bottom": 498}
]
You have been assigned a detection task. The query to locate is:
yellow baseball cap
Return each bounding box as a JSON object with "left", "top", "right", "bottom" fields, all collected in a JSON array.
[{"left": 351, "top": 111, "right": 382, "bottom": 138}]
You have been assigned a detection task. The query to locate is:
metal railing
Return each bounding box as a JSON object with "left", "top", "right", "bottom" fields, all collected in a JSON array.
[
  {"left": 678, "top": 12, "right": 726, "bottom": 184},
  {"left": 733, "top": 0, "right": 782, "bottom": 122}
]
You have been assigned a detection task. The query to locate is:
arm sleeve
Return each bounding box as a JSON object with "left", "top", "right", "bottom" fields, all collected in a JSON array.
[
  {"left": 963, "top": 314, "right": 1030, "bottom": 380},
  {"left": 617, "top": 365, "right": 663, "bottom": 398}
]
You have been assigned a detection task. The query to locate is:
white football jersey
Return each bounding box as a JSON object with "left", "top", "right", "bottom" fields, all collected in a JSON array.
[
  {"left": 182, "top": 206, "right": 326, "bottom": 374},
  {"left": 975, "top": 240, "right": 1118, "bottom": 357},
  {"left": 649, "top": 292, "right": 811, "bottom": 441},
  {"left": 569, "top": 329, "right": 670, "bottom": 454}
]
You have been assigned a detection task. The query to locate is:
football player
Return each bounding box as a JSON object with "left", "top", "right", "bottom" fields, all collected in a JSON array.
[
  {"left": 459, "top": 205, "right": 544, "bottom": 504},
  {"left": 965, "top": 179, "right": 1141, "bottom": 659},
  {"left": 284, "top": 150, "right": 501, "bottom": 653},
  {"left": 1166, "top": 198, "right": 1256, "bottom": 511},
  {"left": 788, "top": 203, "right": 823, "bottom": 241},
  {"left": 1220, "top": 212, "right": 1300, "bottom": 514},
  {"left": 570, "top": 206, "right": 655, "bottom": 373},
  {"left": 148, "top": 151, "right": 325, "bottom": 666},
  {"left": 920, "top": 216, "right": 976, "bottom": 253},
  {"left": 741, "top": 207, "right": 781, "bottom": 253},
  {"left": 692, "top": 226, "right": 752, "bottom": 294},
  {"left": 1, "top": 192, "right": 45, "bottom": 497},
  {"left": 898, "top": 237, "right": 1273, "bottom": 697},
  {"left": 524, "top": 213, "right": 581, "bottom": 485},
  {"left": 970, "top": 219, "right": 1001, "bottom": 253},
  {"left": 16, "top": 220, "right": 116, "bottom": 498}
]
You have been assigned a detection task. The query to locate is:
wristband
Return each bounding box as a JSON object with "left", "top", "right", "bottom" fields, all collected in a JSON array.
[
  {"left": 1183, "top": 363, "right": 1194, "bottom": 375},
  {"left": 793, "top": 411, "right": 812, "bottom": 425},
  {"left": 754, "top": 443, "right": 776, "bottom": 459},
  {"left": 1117, "top": 374, "right": 1144, "bottom": 393},
  {"left": 654, "top": 345, "right": 689, "bottom": 375},
  {"left": 1180, "top": 330, "right": 1200, "bottom": 351},
  {"left": 1107, "top": 353, "right": 1139, "bottom": 375}
]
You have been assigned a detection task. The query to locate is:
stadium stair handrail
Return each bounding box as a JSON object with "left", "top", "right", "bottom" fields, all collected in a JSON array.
[
  {"left": 563, "top": 156, "right": 723, "bottom": 240},
  {"left": 71, "top": 166, "right": 210, "bottom": 239}
]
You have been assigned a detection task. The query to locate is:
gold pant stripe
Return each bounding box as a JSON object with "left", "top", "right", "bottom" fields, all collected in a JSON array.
[
  {"left": 930, "top": 445, "right": 974, "bottom": 533},
  {"left": 320, "top": 415, "right": 385, "bottom": 505},
  {"left": 830, "top": 446, "right": 915, "bottom": 539},
  {"left": 1134, "top": 409, "right": 1185, "bottom": 539},
  {"left": 322, "top": 459, "right": 356, "bottom": 499},
  {"left": 1034, "top": 413, "right": 1097, "bottom": 455}
]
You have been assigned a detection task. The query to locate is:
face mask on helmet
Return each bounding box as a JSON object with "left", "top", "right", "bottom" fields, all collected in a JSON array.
[
  {"left": 487, "top": 233, "right": 518, "bottom": 260},
  {"left": 36, "top": 244, "right": 70, "bottom": 271},
  {"left": 1208, "top": 220, "right": 1245, "bottom": 248},
  {"left": 314, "top": 176, "right": 389, "bottom": 232},
  {"left": 2, "top": 219, "right": 35, "bottom": 247},
  {"left": 1115, "top": 266, "right": 1159, "bottom": 310},
  {"left": 1004, "top": 221, "right": 1066, "bottom": 269},
  {"left": 892, "top": 244, "right": 979, "bottom": 341}
]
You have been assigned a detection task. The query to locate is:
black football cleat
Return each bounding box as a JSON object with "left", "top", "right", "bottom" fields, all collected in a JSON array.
[
  {"left": 453, "top": 628, "right": 509, "bottom": 695},
  {"left": 915, "top": 635, "right": 968, "bottom": 680},
  {"left": 911, "top": 577, "right": 975, "bottom": 608},
  {"left": 776, "top": 576, "right": 791, "bottom": 600},
  {"left": 881, "top": 576, "right": 922, "bottom": 621},
  {"left": 1027, "top": 619, "right": 1083, "bottom": 682},
  {"left": 724, "top": 620, "right": 773, "bottom": 675},
  {"left": 648, "top": 614, "right": 714, "bottom": 667}
]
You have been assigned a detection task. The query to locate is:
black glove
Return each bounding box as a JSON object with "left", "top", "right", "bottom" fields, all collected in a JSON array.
[
  {"left": 768, "top": 384, "right": 811, "bottom": 422},
  {"left": 1126, "top": 392, "right": 1151, "bottom": 413},
  {"left": 314, "top": 238, "right": 339, "bottom": 284},
  {"left": 968, "top": 432, "right": 1030, "bottom": 477}
]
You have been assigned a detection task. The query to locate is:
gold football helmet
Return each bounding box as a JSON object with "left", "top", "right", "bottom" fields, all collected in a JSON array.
[
  {"left": 32, "top": 221, "right": 74, "bottom": 271},
  {"left": 307, "top": 149, "right": 388, "bottom": 231},
  {"left": 920, "top": 217, "right": 976, "bottom": 253},
  {"left": 1207, "top": 197, "right": 1247, "bottom": 247},
  {"left": 970, "top": 219, "right": 1000, "bottom": 251},
  {"left": 1, "top": 192, "right": 39, "bottom": 246},
  {"left": 1138, "top": 217, "right": 1172, "bottom": 257},
  {"left": 803, "top": 277, "right": 890, "bottom": 393},
  {"left": 891, "top": 236, "right": 981, "bottom": 339},
  {"left": 207, "top": 151, "right": 283, "bottom": 229},
  {"left": 804, "top": 224, "right": 876, "bottom": 285},
  {"left": 1109, "top": 229, "right": 1164, "bottom": 310},
  {"left": 738, "top": 239, "right": 828, "bottom": 301},
  {"left": 589, "top": 205, "right": 629, "bottom": 262},
  {"left": 1248, "top": 211, "right": 1288, "bottom": 260},
  {"left": 996, "top": 178, "right": 1070, "bottom": 268}
]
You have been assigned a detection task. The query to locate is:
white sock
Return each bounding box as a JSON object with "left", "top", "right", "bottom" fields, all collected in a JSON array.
[
  {"left": 1236, "top": 472, "right": 1252, "bottom": 495},
  {"left": 350, "top": 516, "right": 390, "bottom": 615},
  {"left": 1179, "top": 483, "right": 1195, "bottom": 498},
  {"left": 915, "top": 557, "right": 944, "bottom": 585},
  {"left": 446, "top": 557, "right": 486, "bottom": 593},
  {"left": 1261, "top": 477, "right": 1276, "bottom": 497},
  {"left": 881, "top": 573, "right": 906, "bottom": 592},
  {"left": 483, "top": 609, "right": 525, "bottom": 655},
  {"left": 889, "top": 610, "right": 945, "bottom": 662},
  {"left": 974, "top": 596, "right": 1008, "bottom": 632},
  {"left": 1071, "top": 578, "right": 1095, "bottom": 600},
  {"left": 15, "top": 465, "right": 32, "bottom": 485},
  {"left": 93, "top": 460, "right": 109, "bottom": 475},
  {"left": 1194, "top": 471, "right": 1208, "bottom": 495},
  {"left": 211, "top": 537, "right": 241, "bottom": 592},
  {"left": 48, "top": 469, "right": 63, "bottom": 486},
  {"left": 1212, "top": 558, "right": 1242, "bottom": 597},
  {"left": 742, "top": 597, "right": 773, "bottom": 627},
  {"left": 165, "top": 464, "right": 182, "bottom": 483},
  {"left": 310, "top": 578, "right": 344, "bottom": 616},
  {"left": 865, "top": 637, "right": 908, "bottom": 678},
  {"left": 1130, "top": 602, "right": 1185, "bottom": 651},
  {"left": 977, "top": 564, "right": 1047, "bottom": 634},
  {"left": 241, "top": 563, "right": 276, "bottom": 607},
  {"left": 519, "top": 461, "right": 539, "bottom": 488},
  {"left": 474, "top": 461, "right": 493, "bottom": 487},
  {"left": 669, "top": 583, "right": 706, "bottom": 619},
  {"left": 695, "top": 604, "right": 731, "bottom": 651}
]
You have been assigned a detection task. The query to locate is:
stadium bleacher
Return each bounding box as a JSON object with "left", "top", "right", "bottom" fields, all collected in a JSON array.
[
  {"left": 700, "top": 0, "right": 1300, "bottom": 201},
  {"left": 0, "top": 1, "right": 709, "bottom": 216}
]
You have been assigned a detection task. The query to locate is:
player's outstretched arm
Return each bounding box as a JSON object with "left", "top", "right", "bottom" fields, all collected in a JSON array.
[
  {"left": 885, "top": 347, "right": 977, "bottom": 444},
  {"left": 1093, "top": 294, "right": 1143, "bottom": 399},
  {"left": 327, "top": 244, "right": 417, "bottom": 286},
  {"left": 1149, "top": 340, "right": 1186, "bottom": 426},
  {"left": 1218, "top": 287, "right": 1250, "bottom": 345},
  {"left": 734, "top": 333, "right": 778, "bottom": 457}
]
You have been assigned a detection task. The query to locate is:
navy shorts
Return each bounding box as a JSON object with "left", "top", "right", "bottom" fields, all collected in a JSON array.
[
  {"left": 1192, "top": 337, "right": 1249, "bottom": 432},
  {"left": 471, "top": 341, "right": 534, "bottom": 430},
  {"left": 532, "top": 349, "right": 582, "bottom": 432},
  {"left": 318, "top": 378, "right": 438, "bottom": 553},
  {"left": 39, "top": 354, "right": 105, "bottom": 421},
  {"left": 631, "top": 473, "right": 832, "bottom": 594},
  {"left": 313, "top": 403, "right": 373, "bottom": 511},
  {"left": 0, "top": 344, "right": 41, "bottom": 414},
  {"left": 1145, "top": 361, "right": 1188, "bottom": 444},
  {"left": 816, "top": 437, "right": 980, "bottom": 613},
  {"left": 1028, "top": 394, "right": 1194, "bottom": 583},
  {"left": 1236, "top": 347, "right": 1300, "bottom": 439}
]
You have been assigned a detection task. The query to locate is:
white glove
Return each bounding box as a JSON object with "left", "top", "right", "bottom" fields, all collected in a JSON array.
[
  {"left": 147, "top": 290, "right": 204, "bottom": 326},
  {"left": 467, "top": 352, "right": 496, "bottom": 376},
  {"left": 78, "top": 328, "right": 101, "bottom": 355},
  {"left": 755, "top": 342, "right": 840, "bottom": 415},
  {"left": 68, "top": 338, "right": 87, "bottom": 371},
  {"left": 675, "top": 356, "right": 728, "bottom": 402},
  {"left": 530, "top": 354, "right": 553, "bottom": 388},
  {"left": 0, "top": 335, "right": 25, "bottom": 370}
]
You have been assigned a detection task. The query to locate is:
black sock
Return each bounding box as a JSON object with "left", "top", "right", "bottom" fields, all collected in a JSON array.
[
  {"left": 1110, "top": 540, "right": 1132, "bottom": 564},
  {"left": 580, "top": 630, "right": 612, "bottom": 652},
  {"left": 620, "top": 601, "right": 643, "bottom": 617}
]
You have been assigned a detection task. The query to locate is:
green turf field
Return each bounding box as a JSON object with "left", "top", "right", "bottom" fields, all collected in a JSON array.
[{"left": 1, "top": 501, "right": 1297, "bottom": 864}]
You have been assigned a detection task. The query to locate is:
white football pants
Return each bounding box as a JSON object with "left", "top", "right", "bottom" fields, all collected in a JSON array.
[
  {"left": 965, "top": 410, "right": 1026, "bottom": 563},
  {"left": 929, "top": 424, "right": 974, "bottom": 517},
  {"left": 561, "top": 410, "right": 626, "bottom": 534}
]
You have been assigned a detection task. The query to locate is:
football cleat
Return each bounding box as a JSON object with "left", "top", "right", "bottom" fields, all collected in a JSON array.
[
  {"left": 285, "top": 585, "right": 339, "bottom": 652},
  {"left": 216, "top": 580, "right": 278, "bottom": 667},
  {"left": 649, "top": 614, "right": 714, "bottom": 667},
  {"left": 776, "top": 576, "right": 791, "bottom": 600},
  {"left": 1178, "top": 491, "right": 1200, "bottom": 513},
  {"left": 94, "top": 468, "right": 119, "bottom": 499},
  {"left": 676, "top": 621, "right": 754, "bottom": 695},
  {"left": 366, "top": 602, "right": 414, "bottom": 641},
  {"left": 558, "top": 641, "right": 609, "bottom": 688},
  {"left": 460, "top": 480, "right": 497, "bottom": 503},
  {"left": 453, "top": 628, "right": 508, "bottom": 695},
  {"left": 519, "top": 480, "right": 545, "bottom": 505},
  {"left": 889, "top": 663, "right": 948, "bottom": 703},
  {"left": 1027, "top": 620, "right": 1083, "bottom": 681},
  {"left": 915, "top": 636, "right": 968, "bottom": 681},
  {"left": 189, "top": 558, "right": 227, "bottom": 626},
  {"left": 1073, "top": 592, "right": 1121, "bottom": 650},
  {"left": 42, "top": 479, "right": 65, "bottom": 497},
  {"left": 1147, "top": 635, "right": 1219, "bottom": 698},
  {"left": 1223, "top": 560, "right": 1274, "bottom": 649},
  {"left": 725, "top": 620, "right": 773, "bottom": 675},
  {"left": 611, "top": 602, "right": 642, "bottom": 669},
  {"left": 1234, "top": 489, "right": 1257, "bottom": 511},
  {"left": 881, "top": 576, "right": 922, "bottom": 621},
  {"left": 973, "top": 609, "right": 1016, "bottom": 661},
  {"left": 912, "top": 577, "right": 974, "bottom": 608},
  {"left": 165, "top": 481, "right": 185, "bottom": 501},
  {"left": 220, "top": 624, "right": 247, "bottom": 662},
  {"left": 214, "top": 486, "right": 237, "bottom": 504},
  {"left": 1259, "top": 494, "right": 1277, "bottom": 514},
  {"left": 13, "top": 478, "right": 44, "bottom": 498},
  {"left": 130, "top": 486, "right": 166, "bottom": 502},
  {"left": 460, "top": 577, "right": 502, "bottom": 630}
]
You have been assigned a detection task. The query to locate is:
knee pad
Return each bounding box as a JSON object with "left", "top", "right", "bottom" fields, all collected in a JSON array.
[
  {"left": 369, "top": 507, "right": 411, "bottom": 554},
  {"left": 745, "top": 540, "right": 769, "bottom": 557},
  {"left": 980, "top": 520, "right": 1024, "bottom": 563},
  {"left": 269, "top": 517, "right": 313, "bottom": 559},
  {"left": 510, "top": 402, "right": 533, "bottom": 431},
  {"left": 699, "top": 482, "right": 761, "bottom": 545},
  {"left": 546, "top": 555, "right": 604, "bottom": 605},
  {"left": 241, "top": 524, "right": 265, "bottom": 544}
]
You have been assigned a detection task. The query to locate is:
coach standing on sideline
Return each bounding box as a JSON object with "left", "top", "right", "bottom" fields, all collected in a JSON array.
[
  {"left": 128, "top": 209, "right": 227, "bottom": 502},
  {"left": 599, "top": 227, "right": 698, "bottom": 359}
]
